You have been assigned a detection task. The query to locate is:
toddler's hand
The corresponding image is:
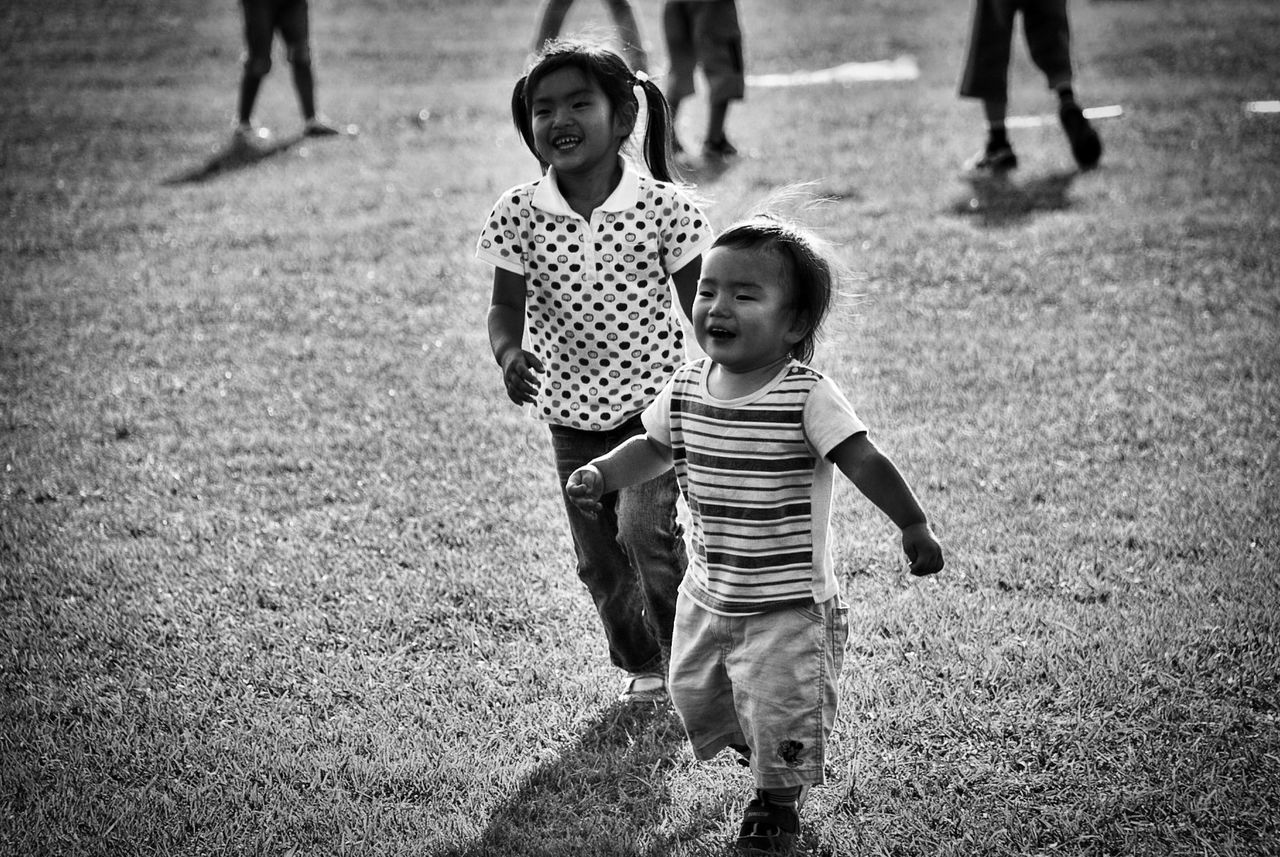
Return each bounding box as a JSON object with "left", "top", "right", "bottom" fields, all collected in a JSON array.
[
  {"left": 500, "top": 349, "right": 544, "bottom": 405},
  {"left": 902, "top": 522, "right": 944, "bottom": 576},
  {"left": 566, "top": 465, "right": 605, "bottom": 517}
]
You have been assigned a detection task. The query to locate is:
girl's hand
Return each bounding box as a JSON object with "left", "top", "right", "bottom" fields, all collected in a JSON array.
[
  {"left": 500, "top": 349, "right": 544, "bottom": 405},
  {"left": 565, "top": 465, "right": 605, "bottom": 517},
  {"left": 902, "top": 522, "right": 944, "bottom": 576}
]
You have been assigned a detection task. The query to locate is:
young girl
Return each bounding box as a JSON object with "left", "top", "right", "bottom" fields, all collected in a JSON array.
[
  {"left": 476, "top": 41, "right": 715, "bottom": 702},
  {"left": 566, "top": 215, "right": 945, "bottom": 850}
]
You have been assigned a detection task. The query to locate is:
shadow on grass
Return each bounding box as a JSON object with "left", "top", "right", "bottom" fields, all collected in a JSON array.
[
  {"left": 162, "top": 133, "right": 305, "bottom": 184},
  {"left": 438, "top": 701, "right": 714, "bottom": 857},
  {"left": 951, "top": 169, "right": 1078, "bottom": 227}
]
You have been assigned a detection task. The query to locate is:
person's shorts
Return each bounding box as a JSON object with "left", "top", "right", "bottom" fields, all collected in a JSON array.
[
  {"left": 663, "top": 0, "right": 745, "bottom": 103},
  {"left": 668, "top": 591, "right": 849, "bottom": 790}
]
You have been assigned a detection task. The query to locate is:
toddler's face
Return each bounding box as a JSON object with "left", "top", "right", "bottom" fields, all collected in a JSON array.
[{"left": 693, "top": 245, "right": 805, "bottom": 374}]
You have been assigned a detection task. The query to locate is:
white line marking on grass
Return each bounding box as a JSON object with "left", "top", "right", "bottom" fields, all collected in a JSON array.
[
  {"left": 1004, "top": 105, "right": 1124, "bottom": 128},
  {"left": 1245, "top": 100, "right": 1280, "bottom": 114},
  {"left": 747, "top": 56, "right": 919, "bottom": 88}
]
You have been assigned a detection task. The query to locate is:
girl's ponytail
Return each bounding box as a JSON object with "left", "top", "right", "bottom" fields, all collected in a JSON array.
[
  {"left": 510, "top": 75, "right": 541, "bottom": 164},
  {"left": 635, "top": 74, "right": 677, "bottom": 184}
]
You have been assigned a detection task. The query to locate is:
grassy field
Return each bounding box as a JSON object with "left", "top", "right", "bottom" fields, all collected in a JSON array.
[{"left": 2, "top": 0, "right": 1278, "bottom": 854}]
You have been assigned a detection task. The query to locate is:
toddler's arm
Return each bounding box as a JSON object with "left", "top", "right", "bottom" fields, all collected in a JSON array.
[
  {"left": 829, "top": 433, "right": 944, "bottom": 576},
  {"left": 566, "top": 434, "right": 674, "bottom": 516},
  {"left": 488, "top": 267, "right": 544, "bottom": 405}
]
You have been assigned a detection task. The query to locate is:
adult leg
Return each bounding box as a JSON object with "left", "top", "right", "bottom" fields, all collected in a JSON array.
[
  {"left": 276, "top": 0, "right": 317, "bottom": 121},
  {"left": 958, "top": 0, "right": 1016, "bottom": 105},
  {"left": 602, "top": 0, "right": 649, "bottom": 72},
  {"left": 1020, "top": 0, "right": 1073, "bottom": 93},
  {"left": 662, "top": 2, "right": 698, "bottom": 152},
  {"left": 959, "top": 0, "right": 1018, "bottom": 170},
  {"left": 691, "top": 0, "right": 743, "bottom": 153},
  {"left": 237, "top": 0, "right": 277, "bottom": 127},
  {"left": 1023, "top": 0, "right": 1101, "bottom": 167},
  {"left": 533, "top": 0, "right": 575, "bottom": 54}
]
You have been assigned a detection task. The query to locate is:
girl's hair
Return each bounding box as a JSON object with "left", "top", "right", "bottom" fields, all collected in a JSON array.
[
  {"left": 711, "top": 215, "right": 836, "bottom": 365},
  {"left": 512, "top": 40, "right": 678, "bottom": 182}
]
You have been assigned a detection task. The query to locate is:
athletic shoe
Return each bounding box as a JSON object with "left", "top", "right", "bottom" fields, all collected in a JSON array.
[
  {"left": 618, "top": 671, "right": 667, "bottom": 703},
  {"left": 965, "top": 140, "right": 1018, "bottom": 174},
  {"left": 701, "top": 137, "right": 739, "bottom": 161},
  {"left": 1059, "top": 103, "right": 1102, "bottom": 169},
  {"left": 737, "top": 792, "right": 800, "bottom": 853},
  {"left": 304, "top": 117, "right": 342, "bottom": 137}
]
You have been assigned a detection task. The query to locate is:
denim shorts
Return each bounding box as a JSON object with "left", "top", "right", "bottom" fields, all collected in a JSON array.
[{"left": 668, "top": 591, "right": 849, "bottom": 789}]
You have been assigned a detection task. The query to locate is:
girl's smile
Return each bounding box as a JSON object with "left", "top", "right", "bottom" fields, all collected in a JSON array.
[{"left": 530, "top": 66, "right": 631, "bottom": 177}]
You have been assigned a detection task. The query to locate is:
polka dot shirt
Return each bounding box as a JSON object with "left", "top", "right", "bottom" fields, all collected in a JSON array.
[{"left": 476, "top": 158, "right": 714, "bottom": 431}]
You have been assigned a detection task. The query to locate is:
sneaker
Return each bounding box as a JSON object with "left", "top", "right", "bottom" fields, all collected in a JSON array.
[
  {"left": 304, "top": 116, "right": 342, "bottom": 137},
  {"left": 737, "top": 792, "right": 800, "bottom": 853},
  {"left": 1059, "top": 102, "right": 1102, "bottom": 169},
  {"left": 966, "top": 140, "right": 1018, "bottom": 174},
  {"left": 618, "top": 671, "right": 666, "bottom": 703},
  {"left": 701, "top": 137, "right": 739, "bottom": 161}
]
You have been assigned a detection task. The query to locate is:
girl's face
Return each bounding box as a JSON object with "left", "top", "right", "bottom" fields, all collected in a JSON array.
[
  {"left": 693, "top": 245, "right": 808, "bottom": 376},
  {"left": 529, "top": 67, "right": 632, "bottom": 177}
]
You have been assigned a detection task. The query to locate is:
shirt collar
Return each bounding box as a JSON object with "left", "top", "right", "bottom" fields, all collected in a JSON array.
[{"left": 531, "top": 156, "right": 641, "bottom": 218}]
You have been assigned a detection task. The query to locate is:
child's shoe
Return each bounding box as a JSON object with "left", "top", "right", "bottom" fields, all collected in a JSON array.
[
  {"left": 1058, "top": 102, "right": 1102, "bottom": 169},
  {"left": 736, "top": 792, "right": 800, "bottom": 853},
  {"left": 965, "top": 140, "right": 1017, "bottom": 174},
  {"left": 618, "top": 671, "right": 666, "bottom": 703}
]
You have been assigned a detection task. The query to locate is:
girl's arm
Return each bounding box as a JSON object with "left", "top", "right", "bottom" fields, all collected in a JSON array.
[
  {"left": 488, "top": 267, "right": 543, "bottom": 404},
  {"left": 566, "top": 434, "right": 674, "bottom": 515},
  {"left": 670, "top": 256, "right": 702, "bottom": 323},
  {"left": 828, "top": 432, "right": 944, "bottom": 576}
]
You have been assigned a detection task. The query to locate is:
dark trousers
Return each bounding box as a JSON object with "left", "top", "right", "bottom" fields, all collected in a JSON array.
[{"left": 959, "top": 0, "right": 1074, "bottom": 101}]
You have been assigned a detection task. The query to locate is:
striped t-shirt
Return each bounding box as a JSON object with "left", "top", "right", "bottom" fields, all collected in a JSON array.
[{"left": 643, "top": 358, "right": 867, "bottom": 614}]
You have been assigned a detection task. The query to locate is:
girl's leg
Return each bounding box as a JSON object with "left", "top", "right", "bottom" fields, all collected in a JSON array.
[
  {"left": 615, "top": 467, "right": 686, "bottom": 651},
  {"left": 550, "top": 423, "right": 664, "bottom": 674}
]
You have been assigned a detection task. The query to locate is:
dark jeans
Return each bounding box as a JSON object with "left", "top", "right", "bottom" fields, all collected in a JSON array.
[{"left": 550, "top": 416, "right": 687, "bottom": 674}]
